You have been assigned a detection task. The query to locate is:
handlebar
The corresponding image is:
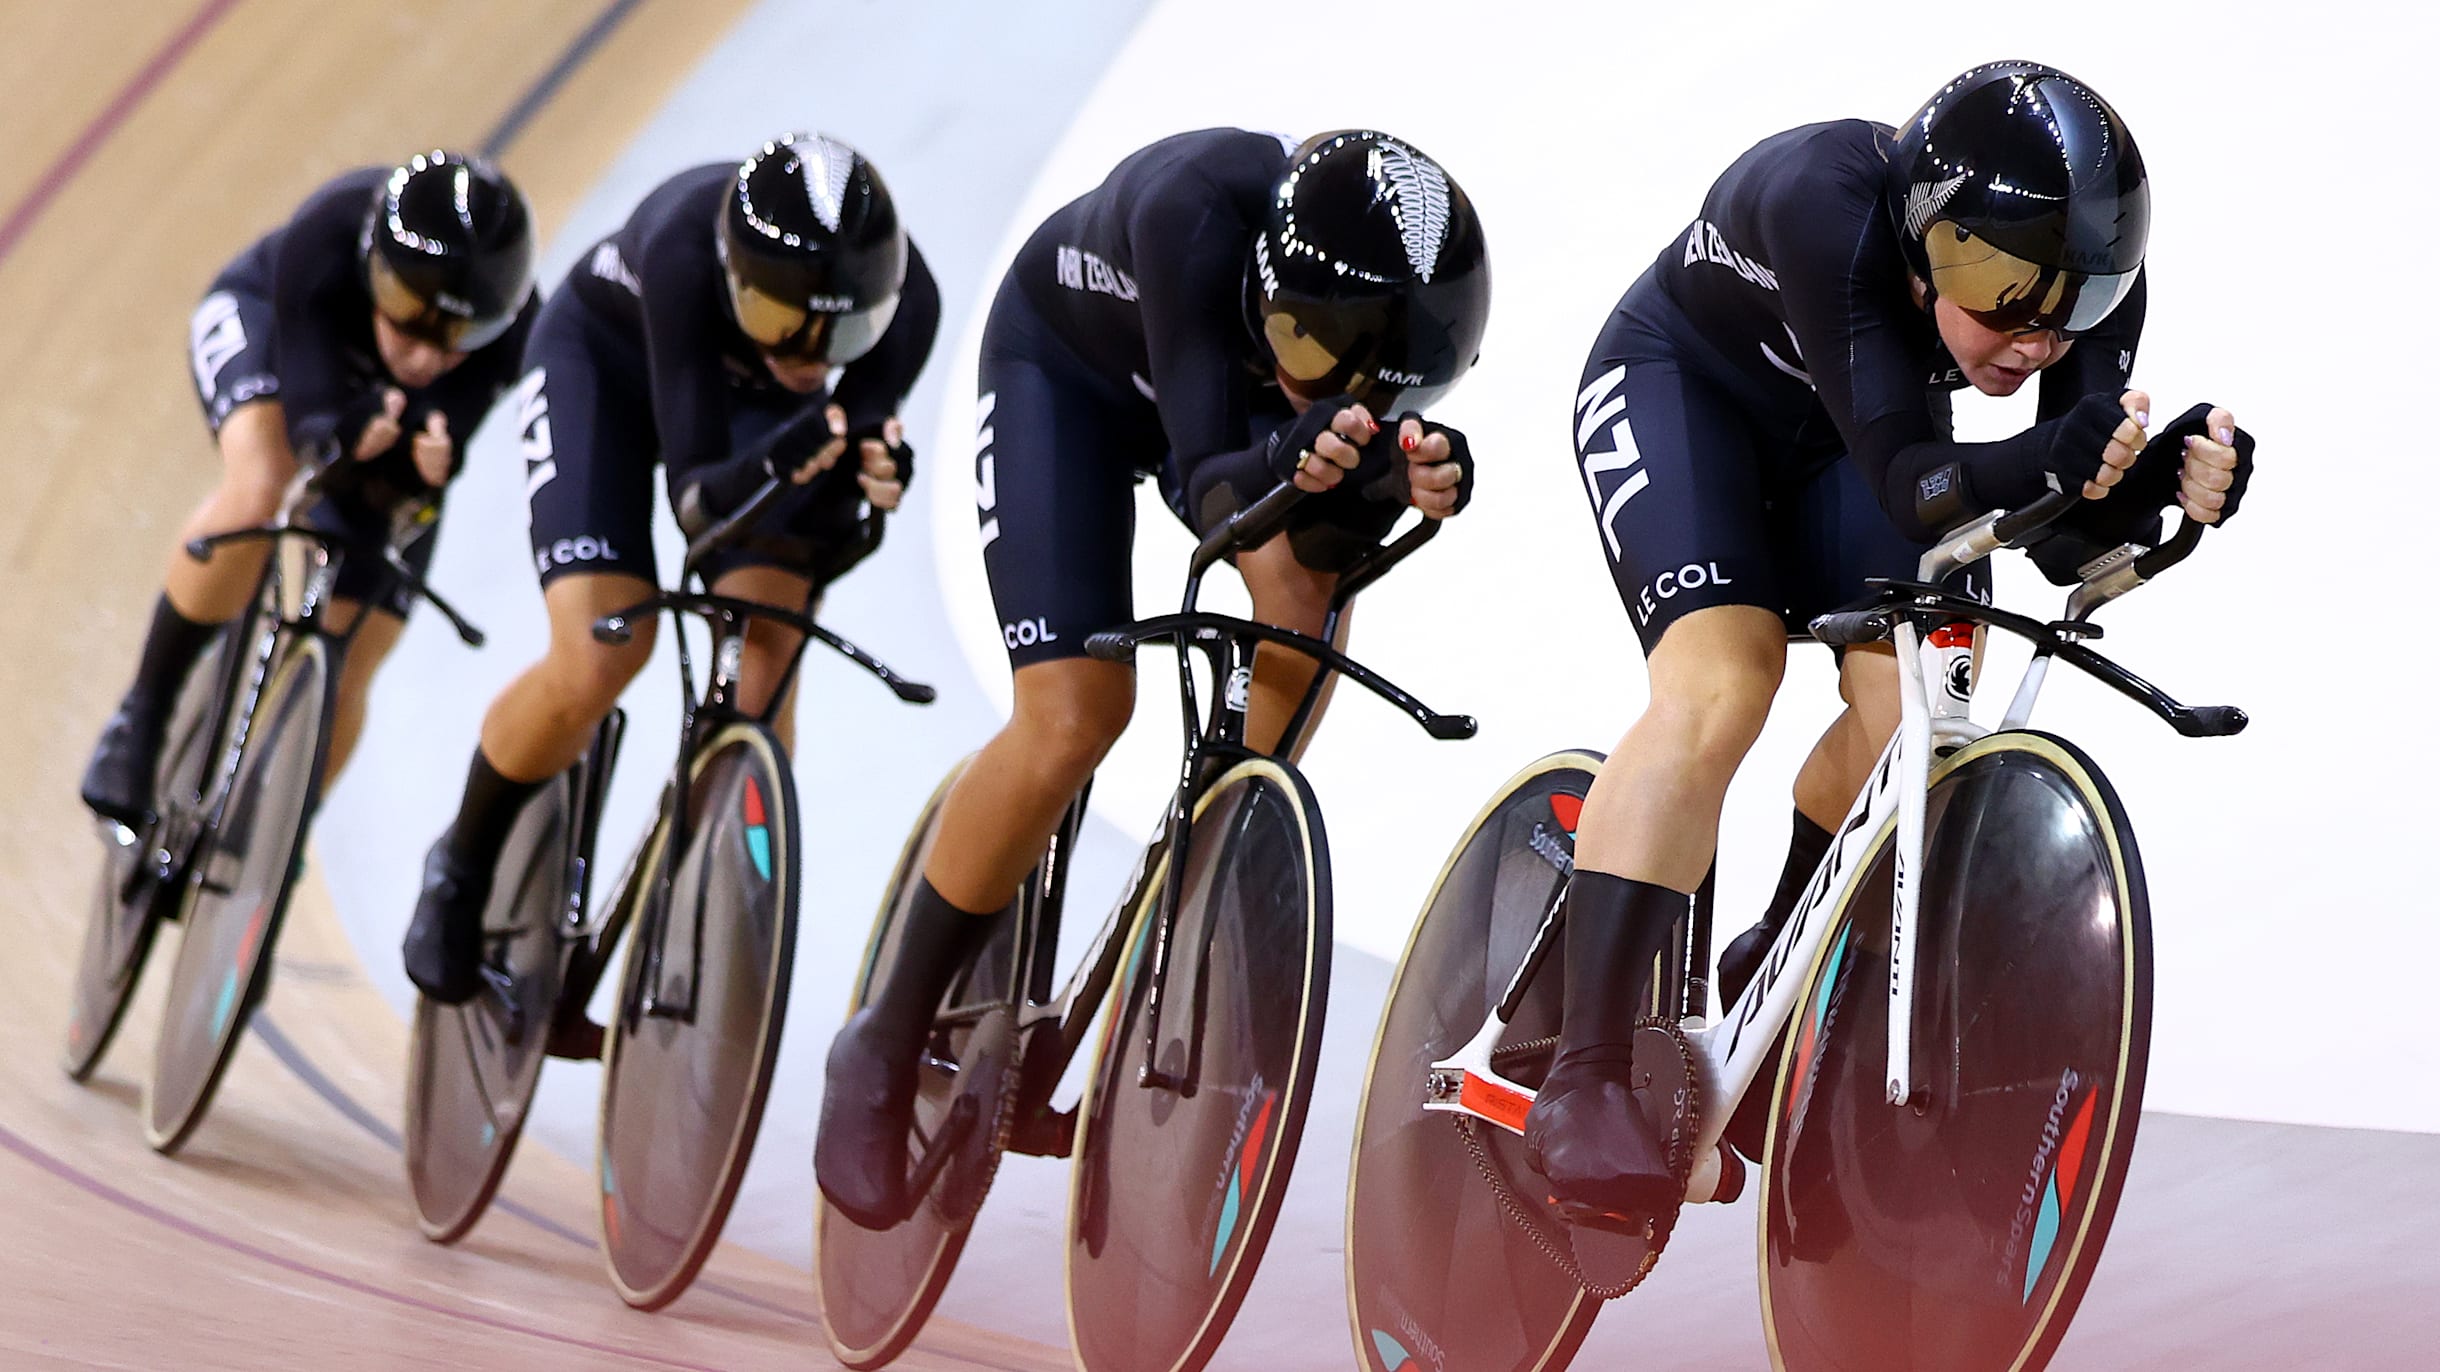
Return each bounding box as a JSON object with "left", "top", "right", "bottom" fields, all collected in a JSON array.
[
  {"left": 1084, "top": 612, "right": 1474, "bottom": 741},
  {"left": 592, "top": 591, "right": 934, "bottom": 705},
  {"left": 1806, "top": 578, "right": 2246, "bottom": 738},
  {"left": 183, "top": 518, "right": 484, "bottom": 648}
]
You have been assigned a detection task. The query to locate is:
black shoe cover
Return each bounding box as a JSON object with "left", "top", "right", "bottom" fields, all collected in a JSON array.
[
  {"left": 403, "top": 840, "right": 491, "bottom": 1004},
  {"left": 81, "top": 707, "right": 165, "bottom": 828},
  {"left": 815, "top": 1009, "right": 920, "bottom": 1230},
  {"left": 1524, "top": 1048, "right": 1683, "bottom": 1222}
]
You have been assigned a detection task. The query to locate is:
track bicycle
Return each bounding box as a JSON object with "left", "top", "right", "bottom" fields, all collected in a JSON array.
[
  {"left": 402, "top": 471, "right": 932, "bottom": 1314},
  {"left": 62, "top": 456, "right": 483, "bottom": 1158},
  {"left": 815, "top": 478, "right": 1474, "bottom": 1372},
  {"left": 1345, "top": 492, "right": 2248, "bottom": 1371}
]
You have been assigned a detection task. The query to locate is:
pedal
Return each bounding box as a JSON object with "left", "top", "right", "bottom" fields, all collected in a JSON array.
[
  {"left": 1547, "top": 1196, "right": 1662, "bottom": 1242},
  {"left": 1007, "top": 1104, "right": 1076, "bottom": 1159}
]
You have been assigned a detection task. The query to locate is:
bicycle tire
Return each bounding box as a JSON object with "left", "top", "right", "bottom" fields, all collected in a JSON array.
[
  {"left": 403, "top": 773, "right": 576, "bottom": 1243},
  {"left": 1758, "top": 730, "right": 2151, "bottom": 1372},
  {"left": 597, "top": 721, "right": 798, "bottom": 1310},
  {"left": 1343, "top": 750, "right": 1614, "bottom": 1372},
  {"left": 143, "top": 634, "right": 333, "bottom": 1154},
  {"left": 1065, "top": 755, "right": 1329, "bottom": 1372},
  {"left": 63, "top": 634, "right": 229, "bottom": 1080},
  {"left": 815, "top": 756, "right": 1026, "bottom": 1369}
]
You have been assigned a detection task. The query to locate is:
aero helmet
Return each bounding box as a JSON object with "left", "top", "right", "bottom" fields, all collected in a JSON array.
[
  {"left": 1888, "top": 61, "right": 2148, "bottom": 335},
  {"left": 1249, "top": 130, "right": 1490, "bottom": 412},
  {"left": 364, "top": 150, "right": 536, "bottom": 352}
]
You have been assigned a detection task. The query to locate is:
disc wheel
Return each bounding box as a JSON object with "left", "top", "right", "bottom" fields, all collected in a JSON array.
[
  {"left": 143, "top": 636, "right": 332, "bottom": 1153},
  {"left": 1760, "top": 731, "right": 2151, "bottom": 1372},
  {"left": 1065, "top": 756, "right": 1329, "bottom": 1372},
  {"left": 597, "top": 723, "right": 798, "bottom": 1310},
  {"left": 816, "top": 757, "right": 1025, "bottom": 1369},
  {"left": 63, "top": 634, "right": 227, "bottom": 1080},
  {"left": 404, "top": 773, "right": 575, "bottom": 1242},
  {"left": 1345, "top": 751, "right": 1614, "bottom": 1372}
]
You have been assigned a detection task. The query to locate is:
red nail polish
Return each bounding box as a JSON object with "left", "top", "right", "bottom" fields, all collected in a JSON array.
[{"left": 1401, "top": 432, "right": 1417, "bottom": 452}]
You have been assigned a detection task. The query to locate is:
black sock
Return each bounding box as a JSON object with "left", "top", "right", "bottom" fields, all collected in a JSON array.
[
  {"left": 1557, "top": 871, "right": 1688, "bottom": 1062},
  {"left": 439, "top": 748, "right": 547, "bottom": 872},
  {"left": 121, "top": 594, "right": 217, "bottom": 720},
  {"left": 866, "top": 876, "right": 1002, "bottom": 1045},
  {"left": 1760, "top": 810, "right": 1835, "bottom": 934}
]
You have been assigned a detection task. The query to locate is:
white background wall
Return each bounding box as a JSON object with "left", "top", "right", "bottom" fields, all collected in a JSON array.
[
  {"left": 329, "top": 0, "right": 2435, "bottom": 1261},
  {"left": 922, "top": 0, "right": 2437, "bottom": 1133}
]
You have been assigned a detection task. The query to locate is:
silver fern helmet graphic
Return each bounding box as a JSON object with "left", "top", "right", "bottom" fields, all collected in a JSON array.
[
  {"left": 794, "top": 134, "right": 857, "bottom": 234},
  {"left": 1904, "top": 172, "right": 1969, "bottom": 238},
  {"left": 1248, "top": 128, "right": 1490, "bottom": 414},
  {"left": 718, "top": 133, "right": 908, "bottom": 364},
  {"left": 1371, "top": 139, "right": 1452, "bottom": 283}
]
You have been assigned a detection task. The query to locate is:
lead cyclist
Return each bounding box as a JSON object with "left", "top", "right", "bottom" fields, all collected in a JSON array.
[{"left": 1531, "top": 60, "right": 2256, "bottom": 1222}]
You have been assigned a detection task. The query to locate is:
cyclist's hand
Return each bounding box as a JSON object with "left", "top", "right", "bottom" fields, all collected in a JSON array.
[
  {"left": 851, "top": 416, "right": 912, "bottom": 511},
  {"left": 352, "top": 387, "right": 408, "bottom": 461},
  {"left": 410, "top": 410, "right": 453, "bottom": 488},
  {"left": 1394, "top": 415, "right": 1473, "bottom": 520},
  {"left": 2080, "top": 389, "right": 2150, "bottom": 500},
  {"left": 1268, "top": 396, "right": 1378, "bottom": 493},
  {"left": 774, "top": 403, "right": 848, "bottom": 485},
  {"left": 2176, "top": 405, "right": 2248, "bottom": 525}
]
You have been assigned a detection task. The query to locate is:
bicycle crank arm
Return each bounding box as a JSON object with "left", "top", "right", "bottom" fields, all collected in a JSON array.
[
  {"left": 904, "top": 1094, "right": 978, "bottom": 1201},
  {"left": 1424, "top": 1014, "right": 1535, "bottom": 1135}
]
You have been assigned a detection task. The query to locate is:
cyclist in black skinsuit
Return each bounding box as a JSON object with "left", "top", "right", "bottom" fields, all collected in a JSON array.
[
  {"left": 80, "top": 152, "right": 538, "bottom": 829},
  {"left": 401, "top": 135, "right": 940, "bottom": 1004},
  {"left": 815, "top": 127, "right": 1493, "bottom": 1230},
  {"left": 1527, "top": 62, "right": 2256, "bottom": 1221}
]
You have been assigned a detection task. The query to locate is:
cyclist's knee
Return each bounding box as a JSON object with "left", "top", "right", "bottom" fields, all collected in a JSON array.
[
  {"left": 1644, "top": 659, "right": 1780, "bottom": 774},
  {"left": 541, "top": 629, "right": 651, "bottom": 721},
  {"left": 1007, "top": 660, "right": 1132, "bottom": 783}
]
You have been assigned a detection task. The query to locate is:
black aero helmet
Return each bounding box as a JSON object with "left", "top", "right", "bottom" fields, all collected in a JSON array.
[
  {"left": 1888, "top": 61, "right": 2148, "bottom": 337},
  {"left": 717, "top": 133, "right": 907, "bottom": 364},
  {"left": 1250, "top": 130, "right": 1490, "bottom": 413},
  {"left": 364, "top": 150, "right": 536, "bottom": 352}
]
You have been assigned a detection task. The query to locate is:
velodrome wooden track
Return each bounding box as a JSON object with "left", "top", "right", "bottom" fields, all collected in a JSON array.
[{"left": 0, "top": 3, "right": 1061, "bottom": 1366}]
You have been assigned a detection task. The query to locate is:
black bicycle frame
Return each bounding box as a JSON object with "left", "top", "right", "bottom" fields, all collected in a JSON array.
[
  {"left": 963, "top": 481, "right": 1474, "bottom": 1146},
  {"left": 592, "top": 477, "right": 932, "bottom": 1023},
  {"left": 153, "top": 473, "right": 479, "bottom": 899}
]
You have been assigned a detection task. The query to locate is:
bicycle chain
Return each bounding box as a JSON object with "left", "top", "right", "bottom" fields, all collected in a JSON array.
[{"left": 1453, "top": 1019, "right": 1699, "bottom": 1301}]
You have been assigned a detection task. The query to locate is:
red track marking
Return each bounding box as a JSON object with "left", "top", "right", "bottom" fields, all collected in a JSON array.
[{"left": 0, "top": 0, "right": 243, "bottom": 267}]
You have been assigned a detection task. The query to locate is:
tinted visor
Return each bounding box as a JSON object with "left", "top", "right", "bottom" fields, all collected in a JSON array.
[
  {"left": 368, "top": 253, "right": 518, "bottom": 352},
  {"left": 1262, "top": 304, "right": 1455, "bottom": 415},
  {"left": 728, "top": 278, "right": 899, "bottom": 364},
  {"left": 1925, "top": 223, "right": 2138, "bottom": 337}
]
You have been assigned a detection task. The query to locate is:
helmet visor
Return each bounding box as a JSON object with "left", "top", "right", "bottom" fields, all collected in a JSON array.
[
  {"left": 729, "top": 278, "right": 899, "bottom": 364},
  {"left": 368, "top": 252, "right": 518, "bottom": 352},
  {"left": 1262, "top": 306, "right": 1455, "bottom": 415},
  {"left": 1925, "top": 223, "right": 2139, "bottom": 337}
]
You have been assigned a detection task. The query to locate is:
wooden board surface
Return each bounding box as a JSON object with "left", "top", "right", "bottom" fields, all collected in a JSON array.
[{"left": 0, "top": 3, "right": 1063, "bottom": 1367}]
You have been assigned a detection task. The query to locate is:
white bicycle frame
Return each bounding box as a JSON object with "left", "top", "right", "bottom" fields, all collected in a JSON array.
[{"left": 1425, "top": 509, "right": 2154, "bottom": 1203}]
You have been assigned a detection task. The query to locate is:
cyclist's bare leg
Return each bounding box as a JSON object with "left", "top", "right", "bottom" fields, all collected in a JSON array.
[
  {"left": 1716, "top": 642, "right": 1901, "bottom": 1019},
  {"left": 1526, "top": 605, "right": 1788, "bottom": 1217},
  {"left": 166, "top": 400, "right": 296, "bottom": 622},
  {"left": 1791, "top": 643, "right": 1899, "bottom": 827},
  {"left": 84, "top": 401, "right": 300, "bottom": 823},
  {"left": 1235, "top": 532, "right": 1345, "bottom": 761},
  {"left": 321, "top": 599, "right": 401, "bottom": 779},
  {"left": 707, "top": 563, "right": 817, "bottom": 754},
  {"left": 926, "top": 656, "right": 1134, "bottom": 912},
  {"left": 477, "top": 571, "right": 659, "bottom": 782},
  {"left": 407, "top": 570, "right": 656, "bottom": 1002},
  {"left": 1573, "top": 605, "right": 1789, "bottom": 886}
]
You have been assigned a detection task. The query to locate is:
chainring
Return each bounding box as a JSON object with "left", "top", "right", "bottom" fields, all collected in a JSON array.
[
  {"left": 1456, "top": 1018, "right": 1700, "bottom": 1300},
  {"left": 926, "top": 1005, "right": 1018, "bottom": 1227}
]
